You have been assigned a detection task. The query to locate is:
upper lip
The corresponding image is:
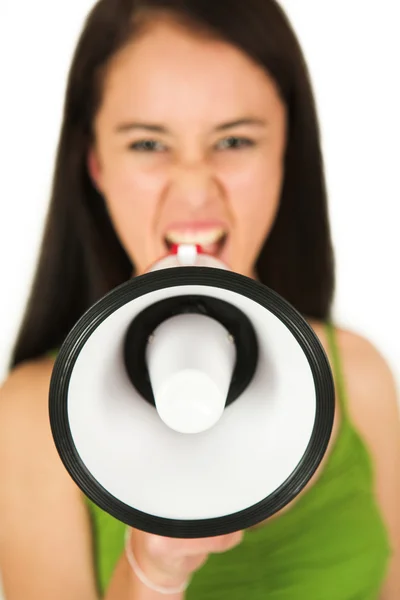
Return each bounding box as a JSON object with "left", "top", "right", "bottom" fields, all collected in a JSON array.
[{"left": 162, "top": 220, "right": 229, "bottom": 239}]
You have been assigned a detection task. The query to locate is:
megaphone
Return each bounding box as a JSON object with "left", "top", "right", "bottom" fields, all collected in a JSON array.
[{"left": 49, "top": 244, "right": 334, "bottom": 539}]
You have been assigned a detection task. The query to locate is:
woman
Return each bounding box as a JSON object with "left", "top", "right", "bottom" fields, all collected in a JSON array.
[{"left": 0, "top": 0, "right": 399, "bottom": 598}]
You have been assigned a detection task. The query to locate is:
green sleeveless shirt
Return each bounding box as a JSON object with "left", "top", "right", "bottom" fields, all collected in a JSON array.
[{"left": 78, "top": 322, "right": 391, "bottom": 598}]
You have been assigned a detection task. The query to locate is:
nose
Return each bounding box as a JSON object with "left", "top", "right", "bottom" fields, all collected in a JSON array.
[{"left": 167, "top": 160, "right": 222, "bottom": 210}]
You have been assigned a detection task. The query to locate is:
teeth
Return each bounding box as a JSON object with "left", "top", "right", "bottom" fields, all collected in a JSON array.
[{"left": 165, "top": 228, "right": 226, "bottom": 246}]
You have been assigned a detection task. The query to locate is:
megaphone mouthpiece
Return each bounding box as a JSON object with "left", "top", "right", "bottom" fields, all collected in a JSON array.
[
  {"left": 147, "top": 243, "right": 229, "bottom": 273},
  {"left": 146, "top": 312, "right": 236, "bottom": 434}
]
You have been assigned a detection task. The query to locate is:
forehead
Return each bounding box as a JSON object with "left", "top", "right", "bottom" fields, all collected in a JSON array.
[{"left": 98, "top": 19, "right": 283, "bottom": 127}]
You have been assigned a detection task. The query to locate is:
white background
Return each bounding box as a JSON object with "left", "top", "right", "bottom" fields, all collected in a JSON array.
[{"left": 0, "top": 0, "right": 399, "bottom": 595}]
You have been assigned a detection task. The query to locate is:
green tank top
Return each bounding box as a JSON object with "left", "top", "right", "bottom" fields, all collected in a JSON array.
[{"left": 78, "top": 322, "right": 391, "bottom": 598}]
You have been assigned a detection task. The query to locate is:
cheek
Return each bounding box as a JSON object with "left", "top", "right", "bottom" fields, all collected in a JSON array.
[
  {"left": 101, "top": 163, "right": 165, "bottom": 263},
  {"left": 222, "top": 154, "right": 283, "bottom": 241}
]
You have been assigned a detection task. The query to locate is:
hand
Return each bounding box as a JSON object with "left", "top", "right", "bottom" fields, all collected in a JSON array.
[{"left": 128, "top": 527, "right": 244, "bottom": 589}]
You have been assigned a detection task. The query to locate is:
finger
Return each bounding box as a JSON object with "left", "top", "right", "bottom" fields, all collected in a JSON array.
[
  {"left": 147, "top": 531, "right": 244, "bottom": 557},
  {"left": 209, "top": 531, "right": 244, "bottom": 554}
]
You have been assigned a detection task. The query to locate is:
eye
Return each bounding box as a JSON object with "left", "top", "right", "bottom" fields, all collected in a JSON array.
[
  {"left": 128, "top": 140, "right": 167, "bottom": 152},
  {"left": 216, "top": 136, "right": 255, "bottom": 151}
]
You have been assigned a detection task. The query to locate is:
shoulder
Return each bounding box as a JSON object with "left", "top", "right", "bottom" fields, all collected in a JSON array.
[
  {"left": 0, "top": 358, "right": 97, "bottom": 598},
  {"left": 0, "top": 355, "right": 82, "bottom": 516},
  {"left": 309, "top": 320, "right": 399, "bottom": 493},
  {"left": 1, "top": 354, "right": 55, "bottom": 396},
  {"left": 309, "top": 321, "right": 399, "bottom": 434},
  {"left": 0, "top": 356, "right": 55, "bottom": 430},
  {"left": 0, "top": 356, "right": 59, "bottom": 453},
  {"left": 312, "top": 321, "right": 400, "bottom": 596},
  {"left": 332, "top": 326, "right": 399, "bottom": 438},
  {"left": 0, "top": 355, "right": 70, "bottom": 491}
]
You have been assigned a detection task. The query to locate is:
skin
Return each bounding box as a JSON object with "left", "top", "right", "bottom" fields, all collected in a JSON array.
[
  {"left": 88, "top": 18, "right": 287, "bottom": 279},
  {"left": 0, "top": 15, "right": 399, "bottom": 600},
  {"left": 81, "top": 16, "right": 400, "bottom": 594}
]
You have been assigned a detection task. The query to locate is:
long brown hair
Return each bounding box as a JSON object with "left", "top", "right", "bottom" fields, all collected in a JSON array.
[{"left": 9, "top": 0, "right": 335, "bottom": 370}]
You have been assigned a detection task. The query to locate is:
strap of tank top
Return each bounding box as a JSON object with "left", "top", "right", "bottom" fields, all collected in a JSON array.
[{"left": 324, "top": 321, "right": 348, "bottom": 419}]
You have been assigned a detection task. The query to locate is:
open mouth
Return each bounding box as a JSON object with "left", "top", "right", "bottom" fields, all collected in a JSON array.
[{"left": 164, "top": 228, "right": 228, "bottom": 257}]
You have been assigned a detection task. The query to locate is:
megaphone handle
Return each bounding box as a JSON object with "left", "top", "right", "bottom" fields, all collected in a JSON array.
[{"left": 124, "top": 527, "right": 191, "bottom": 594}]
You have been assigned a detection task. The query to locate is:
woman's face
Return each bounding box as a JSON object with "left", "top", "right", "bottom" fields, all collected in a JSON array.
[{"left": 89, "top": 18, "right": 287, "bottom": 277}]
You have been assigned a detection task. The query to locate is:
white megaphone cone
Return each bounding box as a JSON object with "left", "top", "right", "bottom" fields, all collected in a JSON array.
[
  {"left": 49, "top": 242, "right": 335, "bottom": 539},
  {"left": 147, "top": 311, "right": 236, "bottom": 434},
  {"left": 146, "top": 244, "right": 236, "bottom": 434}
]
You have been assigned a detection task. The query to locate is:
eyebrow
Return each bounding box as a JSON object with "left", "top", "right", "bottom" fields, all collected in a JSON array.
[{"left": 115, "top": 118, "right": 268, "bottom": 134}]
